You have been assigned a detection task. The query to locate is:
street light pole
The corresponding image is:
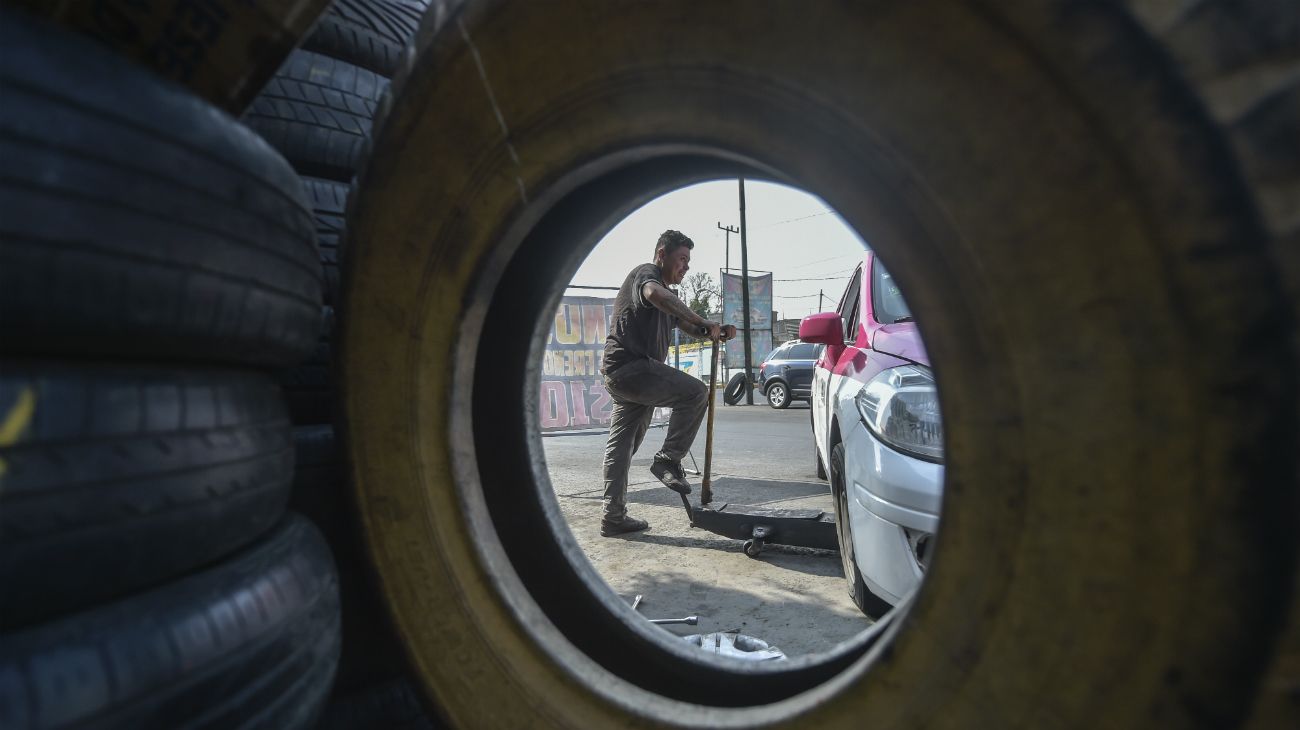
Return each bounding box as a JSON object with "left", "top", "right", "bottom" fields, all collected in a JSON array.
[{"left": 738, "top": 178, "right": 753, "bottom": 405}]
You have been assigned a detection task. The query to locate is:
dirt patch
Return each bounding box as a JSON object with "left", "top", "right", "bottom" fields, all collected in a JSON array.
[{"left": 542, "top": 398, "right": 872, "bottom": 657}]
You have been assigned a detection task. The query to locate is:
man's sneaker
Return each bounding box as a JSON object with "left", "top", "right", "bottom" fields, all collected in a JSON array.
[
  {"left": 600, "top": 515, "right": 649, "bottom": 536},
  {"left": 650, "top": 456, "right": 692, "bottom": 495}
]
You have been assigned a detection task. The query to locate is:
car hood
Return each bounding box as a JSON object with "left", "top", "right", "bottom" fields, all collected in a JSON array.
[{"left": 871, "top": 322, "right": 929, "bottom": 366}]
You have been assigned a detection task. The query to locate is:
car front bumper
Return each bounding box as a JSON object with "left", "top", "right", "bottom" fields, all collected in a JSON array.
[{"left": 842, "top": 421, "right": 944, "bottom": 605}]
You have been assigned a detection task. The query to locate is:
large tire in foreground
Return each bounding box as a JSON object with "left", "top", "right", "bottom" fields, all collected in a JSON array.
[
  {"left": 342, "top": 1, "right": 1296, "bottom": 728},
  {"left": 1119, "top": 4, "right": 1300, "bottom": 727},
  {"left": 0, "top": 364, "right": 294, "bottom": 628},
  {"left": 0, "top": 515, "right": 341, "bottom": 730},
  {"left": 0, "top": 7, "right": 322, "bottom": 368}
]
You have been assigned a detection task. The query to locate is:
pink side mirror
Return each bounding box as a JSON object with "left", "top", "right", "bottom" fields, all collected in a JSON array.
[{"left": 799, "top": 312, "right": 843, "bottom": 345}]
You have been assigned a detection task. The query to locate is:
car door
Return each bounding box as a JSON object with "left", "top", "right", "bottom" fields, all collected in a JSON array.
[
  {"left": 811, "top": 262, "right": 863, "bottom": 466},
  {"left": 827, "top": 262, "right": 869, "bottom": 439},
  {"left": 762, "top": 343, "right": 789, "bottom": 386},
  {"left": 785, "top": 343, "right": 818, "bottom": 395}
]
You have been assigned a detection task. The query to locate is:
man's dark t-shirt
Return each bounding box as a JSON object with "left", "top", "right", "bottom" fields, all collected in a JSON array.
[{"left": 602, "top": 263, "right": 678, "bottom": 375}]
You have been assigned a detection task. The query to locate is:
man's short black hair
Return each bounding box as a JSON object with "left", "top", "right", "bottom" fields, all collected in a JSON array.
[{"left": 655, "top": 229, "right": 694, "bottom": 256}]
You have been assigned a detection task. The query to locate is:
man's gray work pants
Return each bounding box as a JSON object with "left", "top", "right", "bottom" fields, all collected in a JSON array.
[{"left": 601, "top": 359, "right": 709, "bottom": 521}]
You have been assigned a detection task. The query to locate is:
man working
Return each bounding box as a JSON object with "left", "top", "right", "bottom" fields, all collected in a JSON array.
[{"left": 600, "top": 230, "right": 736, "bottom": 536}]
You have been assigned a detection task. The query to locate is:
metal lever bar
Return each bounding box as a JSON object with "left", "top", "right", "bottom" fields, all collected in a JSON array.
[{"left": 702, "top": 337, "right": 718, "bottom": 505}]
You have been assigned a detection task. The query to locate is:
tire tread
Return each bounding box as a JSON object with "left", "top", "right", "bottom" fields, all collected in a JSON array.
[
  {"left": 242, "top": 51, "right": 388, "bottom": 181},
  {"left": 303, "top": 0, "right": 431, "bottom": 76}
]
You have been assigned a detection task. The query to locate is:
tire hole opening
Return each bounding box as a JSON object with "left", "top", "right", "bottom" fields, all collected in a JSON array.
[{"left": 472, "top": 157, "right": 945, "bottom": 707}]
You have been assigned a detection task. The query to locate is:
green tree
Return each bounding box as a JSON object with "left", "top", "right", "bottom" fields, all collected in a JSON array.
[{"left": 678, "top": 272, "right": 719, "bottom": 338}]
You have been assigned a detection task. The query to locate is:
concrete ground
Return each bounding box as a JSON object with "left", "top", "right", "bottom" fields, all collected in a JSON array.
[{"left": 541, "top": 391, "right": 872, "bottom": 658}]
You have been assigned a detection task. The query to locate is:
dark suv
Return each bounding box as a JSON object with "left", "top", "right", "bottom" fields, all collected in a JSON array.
[{"left": 756, "top": 340, "right": 821, "bottom": 409}]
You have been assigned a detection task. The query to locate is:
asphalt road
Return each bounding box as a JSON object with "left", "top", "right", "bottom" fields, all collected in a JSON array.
[{"left": 541, "top": 390, "right": 873, "bottom": 659}]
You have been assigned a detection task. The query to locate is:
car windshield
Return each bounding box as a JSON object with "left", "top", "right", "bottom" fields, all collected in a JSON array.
[{"left": 872, "top": 259, "right": 912, "bottom": 325}]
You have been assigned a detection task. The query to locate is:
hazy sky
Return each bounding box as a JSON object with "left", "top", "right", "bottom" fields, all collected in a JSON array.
[{"left": 568, "top": 180, "right": 868, "bottom": 320}]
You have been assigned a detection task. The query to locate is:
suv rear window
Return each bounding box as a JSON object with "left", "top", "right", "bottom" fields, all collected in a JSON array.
[{"left": 788, "top": 343, "right": 817, "bottom": 359}]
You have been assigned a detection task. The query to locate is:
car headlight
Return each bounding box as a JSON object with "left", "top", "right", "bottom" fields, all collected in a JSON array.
[{"left": 854, "top": 364, "right": 944, "bottom": 462}]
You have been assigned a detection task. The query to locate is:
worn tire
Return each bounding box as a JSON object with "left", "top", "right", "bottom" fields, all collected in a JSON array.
[
  {"left": 0, "top": 514, "right": 340, "bottom": 730},
  {"left": 242, "top": 50, "right": 388, "bottom": 182},
  {"left": 343, "top": 1, "right": 1297, "bottom": 727},
  {"left": 303, "top": 0, "right": 432, "bottom": 77},
  {"left": 317, "top": 678, "right": 442, "bottom": 730},
  {"left": 305, "top": 177, "right": 350, "bottom": 305},
  {"left": 0, "top": 8, "right": 323, "bottom": 367},
  {"left": 280, "top": 306, "right": 336, "bottom": 425},
  {"left": 722, "top": 373, "right": 748, "bottom": 406},
  {"left": 830, "top": 443, "right": 891, "bottom": 620},
  {"left": 1120, "top": 4, "right": 1300, "bottom": 728},
  {"left": 289, "top": 425, "right": 410, "bottom": 691},
  {"left": 0, "top": 363, "right": 294, "bottom": 628},
  {"left": 812, "top": 408, "right": 828, "bottom": 480},
  {"left": 7, "top": 0, "right": 332, "bottom": 113}
]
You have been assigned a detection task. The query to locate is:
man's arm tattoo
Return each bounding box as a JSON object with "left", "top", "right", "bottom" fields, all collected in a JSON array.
[{"left": 644, "top": 282, "right": 707, "bottom": 329}]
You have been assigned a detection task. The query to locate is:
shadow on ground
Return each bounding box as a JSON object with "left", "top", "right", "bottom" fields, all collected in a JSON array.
[
  {"left": 601, "top": 527, "right": 843, "bottom": 576},
  {"left": 620, "top": 476, "right": 830, "bottom": 509}
]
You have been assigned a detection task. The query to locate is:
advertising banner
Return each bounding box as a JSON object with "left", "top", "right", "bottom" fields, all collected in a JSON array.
[
  {"left": 725, "top": 330, "right": 773, "bottom": 369},
  {"left": 540, "top": 296, "right": 670, "bottom": 433},
  {"left": 721, "top": 272, "right": 772, "bottom": 331},
  {"left": 721, "top": 272, "right": 774, "bottom": 369}
]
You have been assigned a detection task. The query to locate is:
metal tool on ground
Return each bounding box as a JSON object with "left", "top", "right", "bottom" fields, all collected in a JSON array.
[
  {"left": 650, "top": 616, "right": 699, "bottom": 626},
  {"left": 677, "top": 335, "right": 838, "bottom": 557},
  {"left": 630, "top": 593, "right": 698, "bottom": 626},
  {"left": 683, "top": 450, "right": 702, "bottom": 477}
]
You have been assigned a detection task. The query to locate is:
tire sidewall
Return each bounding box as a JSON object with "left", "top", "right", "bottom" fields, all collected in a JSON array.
[
  {"left": 343, "top": 1, "right": 1296, "bottom": 726},
  {"left": 766, "top": 382, "right": 787, "bottom": 409}
]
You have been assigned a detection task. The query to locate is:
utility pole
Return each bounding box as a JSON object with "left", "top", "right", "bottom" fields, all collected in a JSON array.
[
  {"left": 739, "top": 178, "right": 754, "bottom": 405},
  {"left": 819, "top": 289, "right": 824, "bottom": 312},
  {"left": 717, "top": 222, "right": 738, "bottom": 275},
  {"left": 717, "top": 222, "right": 740, "bottom": 387}
]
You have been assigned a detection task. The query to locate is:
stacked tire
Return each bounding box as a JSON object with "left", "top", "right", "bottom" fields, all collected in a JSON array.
[
  {"left": 0, "top": 7, "right": 339, "bottom": 730},
  {"left": 243, "top": 0, "right": 436, "bottom": 423},
  {"left": 240, "top": 0, "right": 443, "bottom": 719}
]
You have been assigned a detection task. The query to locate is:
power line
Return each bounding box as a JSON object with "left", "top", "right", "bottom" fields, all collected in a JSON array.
[
  {"left": 754, "top": 210, "right": 833, "bottom": 228},
  {"left": 774, "top": 272, "right": 853, "bottom": 282},
  {"left": 786, "top": 252, "right": 861, "bottom": 271}
]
